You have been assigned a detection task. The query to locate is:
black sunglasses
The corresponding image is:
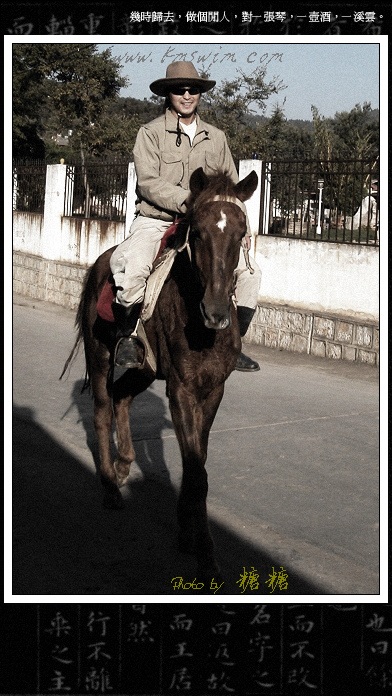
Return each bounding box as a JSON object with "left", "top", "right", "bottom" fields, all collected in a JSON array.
[{"left": 170, "top": 86, "right": 201, "bottom": 96}]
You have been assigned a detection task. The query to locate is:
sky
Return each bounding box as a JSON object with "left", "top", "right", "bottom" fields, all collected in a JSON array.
[{"left": 97, "top": 39, "right": 380, "bottom": 121}]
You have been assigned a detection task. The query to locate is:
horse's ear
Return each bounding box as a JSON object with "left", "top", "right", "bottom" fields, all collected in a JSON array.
[
  {"left": 234, "top": 170, "right": 258, "bottom": 202},
  {"left": 189, "top": 167, "right": 209, "bottom": 195}
]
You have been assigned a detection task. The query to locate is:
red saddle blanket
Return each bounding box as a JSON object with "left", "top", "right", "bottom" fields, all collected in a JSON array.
[{"left": 96, "top": 220, "right": 179, "bottom": 323}]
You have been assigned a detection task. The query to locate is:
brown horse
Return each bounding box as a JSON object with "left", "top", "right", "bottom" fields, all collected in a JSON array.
[{"left": 61, "top": 167, "right": 258, "bottom": 578}]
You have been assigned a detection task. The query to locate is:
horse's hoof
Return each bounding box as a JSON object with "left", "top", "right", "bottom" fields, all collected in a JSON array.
[
  {"left": 102, "top": 489, "right": 124, "bottom": 510},
  {"left": 114, "top": 460, "right": 131, "bottom": 487}
]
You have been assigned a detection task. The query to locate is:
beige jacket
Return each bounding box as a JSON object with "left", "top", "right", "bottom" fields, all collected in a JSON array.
[{"left": 133, "top": 109, "right": 239, "bottom": 221}]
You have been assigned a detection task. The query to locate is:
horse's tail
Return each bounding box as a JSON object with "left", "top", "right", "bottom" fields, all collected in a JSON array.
[{"left": 59, "top": 264, "right": 95, "bottom": 391}]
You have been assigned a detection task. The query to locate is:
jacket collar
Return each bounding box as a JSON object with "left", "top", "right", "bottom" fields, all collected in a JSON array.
[{"left": 164, "top": 109, "right": 209, "bottom": 137}]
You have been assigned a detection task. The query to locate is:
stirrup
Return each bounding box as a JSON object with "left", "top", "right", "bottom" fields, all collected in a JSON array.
[
  {"left": 114, "top": 320, "right": 157, "bottom": 374},
  {"left": 114, "top": 335, "right": 144, "bottom": 369}
]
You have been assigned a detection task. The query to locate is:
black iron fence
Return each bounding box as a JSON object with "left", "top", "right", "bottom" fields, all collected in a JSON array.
[
  {"left": 262, "top": 159, "right": 379, "bottom": 246},
  {"left": 64, "top": 160, "right": 129, "bottom": 222},
  {"left": 13, "top": 158, "right": 379, "bottom": 246},
  {"left": 13, "top": 160, "right": 47, "bottom": 213}
]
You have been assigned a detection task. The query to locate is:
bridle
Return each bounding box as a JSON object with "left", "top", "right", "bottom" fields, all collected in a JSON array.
[
  {"left": 211, "top": 196, "right": 255, "bottom": 274},
  {"left": 190, "top": 194, "right": 255, "bottom": 274},
  {"left": 210, "top": 194, "right": 247, "bottom": 214}
]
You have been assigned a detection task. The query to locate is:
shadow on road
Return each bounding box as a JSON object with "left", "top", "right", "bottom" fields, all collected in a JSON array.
[{"left": 13, "top": 393, "right": 331, "bottom": 596}]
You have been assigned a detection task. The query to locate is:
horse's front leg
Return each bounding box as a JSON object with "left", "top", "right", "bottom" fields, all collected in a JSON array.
[{"left": 169, "top": 378, "right": 225, "bottom": 579}]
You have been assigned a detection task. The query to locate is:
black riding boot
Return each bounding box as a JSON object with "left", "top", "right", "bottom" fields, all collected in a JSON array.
[
  {"left": 112, "top": 302, "right": 144, "bottom": 369},
  {"left": 236, "top": 306, "right": 260, "bottom": 372}
]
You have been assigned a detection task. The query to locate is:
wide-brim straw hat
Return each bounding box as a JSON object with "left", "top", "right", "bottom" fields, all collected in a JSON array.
[{"left": 149, "top": 61, "right": 216, "bottom": 96}]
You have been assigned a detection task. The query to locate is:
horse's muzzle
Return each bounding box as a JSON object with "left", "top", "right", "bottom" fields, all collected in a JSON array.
[{"left": 200, "top": 302, "right": 231, "bottom": 331}]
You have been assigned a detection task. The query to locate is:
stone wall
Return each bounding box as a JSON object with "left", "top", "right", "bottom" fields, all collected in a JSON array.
[
  {"left": 245, "top": 303, "right": 379, "bottom": 366},
  {"left": 13, "top": 250, "right": 379, "bottom": 366},
  {"left": 13, "top": 251, "right": 88, "bottom": 310}
]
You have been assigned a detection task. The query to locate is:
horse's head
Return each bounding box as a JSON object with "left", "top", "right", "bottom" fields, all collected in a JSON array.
[{"left": 187, "top": 168, "right": 258, "bottom": 330}]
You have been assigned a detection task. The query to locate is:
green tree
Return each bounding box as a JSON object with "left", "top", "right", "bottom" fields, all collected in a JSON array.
[
  {"left": 311, "top": 102, "right": 379, "bottom": 162},
  {"left": 260, "top": 104, "right": 313, "bottom": 160},
  {"left": 95, "top": 97, "right": 161, "bottom": 159},
  {"left": 310, "top": 104, "right": 379, "bottom": 233},
  {"left": 311, "top": 105, "right": 336, "bottom": 161},
  {"left": 198, "top": 66, "right": 286, "bottom": 163},
  {"left": 13, "top": 44, "right": 49, "bottom": 158},
  {"left": 13, "top": 44, "right": 127, "bottom": 160},
  {"left": 331, "top": 102, "right": 379, "bottom": 161}
]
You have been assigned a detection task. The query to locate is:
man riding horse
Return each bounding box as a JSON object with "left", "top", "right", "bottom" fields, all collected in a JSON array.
[{"left": 110, "top": 61, "right": 262, "bottom": 372}]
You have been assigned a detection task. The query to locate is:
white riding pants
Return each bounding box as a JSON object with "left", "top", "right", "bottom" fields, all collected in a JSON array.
[{"left": 110, "top": 215, "right": 261, "bottom": 310}]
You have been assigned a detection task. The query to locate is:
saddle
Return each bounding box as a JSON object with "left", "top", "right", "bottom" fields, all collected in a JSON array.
[{"left": 96, "top": 221, "right": 183, "bottom": 373}]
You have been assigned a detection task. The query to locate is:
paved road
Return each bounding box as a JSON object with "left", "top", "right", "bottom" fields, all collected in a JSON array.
[{"left": 11, "top": 295, "right": 381, "bottom": 598}]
